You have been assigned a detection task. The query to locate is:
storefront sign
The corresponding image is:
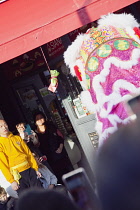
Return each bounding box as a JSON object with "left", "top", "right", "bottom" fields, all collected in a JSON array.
[
  {"left": 3, "top": 47, "right": 46, "bottom": 80},
  {"left": 44, "top": 38, "right": 65, "bottom": 60}
]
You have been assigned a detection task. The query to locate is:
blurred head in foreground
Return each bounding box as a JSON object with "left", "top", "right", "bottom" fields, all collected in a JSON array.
[
  {"left": 16, "top": 188, "right": 79, "bottom": 210},
  {"left": 95, "top": 121, "right": 140, "bottom": 210}
]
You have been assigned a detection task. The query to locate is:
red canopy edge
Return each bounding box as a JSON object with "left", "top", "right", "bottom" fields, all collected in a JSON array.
[{"left": 0, "top": 0, "right": 138, "bottom": 64}]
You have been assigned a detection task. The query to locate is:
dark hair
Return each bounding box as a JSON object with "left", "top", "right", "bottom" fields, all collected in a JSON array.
[
  {"left": 16, "top": 122, "right": 25, "bottom": 128},
  {"left": 96, "top": 121, "right": 140, "bottom": 210},
  {"left": 33, "top": 111, "right": 47, "bottom": 124},
  {"left": 0, "top": 118, "right": 4, "bottom": 121},
  {"left": 0, "top": 187, "right": 6, "bottom": 196},
  {"left": 16, "top": 188, "right": 79, "bottom": 210}
]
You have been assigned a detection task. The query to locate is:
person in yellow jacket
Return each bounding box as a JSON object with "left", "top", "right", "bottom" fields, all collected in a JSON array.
[{"left": 0, "top": 119, "right": 42, "bottom": 195}]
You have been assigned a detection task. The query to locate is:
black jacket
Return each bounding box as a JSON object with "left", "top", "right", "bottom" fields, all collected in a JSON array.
[
  {"left": 0, "top": 197, "right": 17, "bottom": 210},
  {"left": 36, "top": 122, "right": 67, "bottom": 162}
]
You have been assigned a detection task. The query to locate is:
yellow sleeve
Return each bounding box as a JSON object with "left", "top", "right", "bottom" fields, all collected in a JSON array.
[
  {"left": 19, "top": 137, "right": 38, "bottom": 171},
  {"left": 0, "top": 146, "right": 15, "bottom": 183}
]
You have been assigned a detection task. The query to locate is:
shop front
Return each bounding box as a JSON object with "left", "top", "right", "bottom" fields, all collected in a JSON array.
[
  {"left": 0, "top": 0, "right": 139, "bottom": 178},
  {"left": 0, "top": 20, "right": 103, "bottom": 175}
]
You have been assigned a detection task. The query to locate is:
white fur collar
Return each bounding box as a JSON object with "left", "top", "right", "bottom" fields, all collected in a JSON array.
[{"left": 98, "top": 13, "right": 139, "bottom": 29}]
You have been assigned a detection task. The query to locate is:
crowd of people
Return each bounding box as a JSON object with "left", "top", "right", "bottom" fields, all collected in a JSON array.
[
  {"left": 0, "top": 111, "right": 74, "bottom": 209},
  {"left": 1, "top": 110, "right": 140, "bottom": 210}
]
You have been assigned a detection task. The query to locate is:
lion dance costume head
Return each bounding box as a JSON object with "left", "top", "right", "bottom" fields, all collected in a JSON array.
[{"left": 64, "top": 13, "right": 140, "bottom": 146}]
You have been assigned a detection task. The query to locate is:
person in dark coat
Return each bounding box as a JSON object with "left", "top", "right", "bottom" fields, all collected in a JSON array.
[{"left": 33, "top": 111, "right": 73, "bottom": 183}]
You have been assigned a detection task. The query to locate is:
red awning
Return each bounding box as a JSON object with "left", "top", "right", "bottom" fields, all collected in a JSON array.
[{"left": 0, "top": 0, "right": 138, "bottom": 64}]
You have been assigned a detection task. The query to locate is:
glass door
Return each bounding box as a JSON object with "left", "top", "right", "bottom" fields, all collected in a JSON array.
[{"left": 16, "top": 84, "right": 45, "bottom": 124}]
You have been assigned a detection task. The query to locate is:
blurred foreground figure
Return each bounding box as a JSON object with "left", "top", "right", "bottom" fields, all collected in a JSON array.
[
  {"left": 16, "top": 188, "right": 79, "bottom": 210},
  {"left": 95, "top": 121, "right": 140, "bottom": 210}
]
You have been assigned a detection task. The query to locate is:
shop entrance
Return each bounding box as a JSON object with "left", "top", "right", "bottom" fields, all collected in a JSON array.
[
  {"left": 12, "top": 72, "right": 84, "bottom": 170},
  {"left": 12, "top": 74, "right": 55, "bottom": 125}
]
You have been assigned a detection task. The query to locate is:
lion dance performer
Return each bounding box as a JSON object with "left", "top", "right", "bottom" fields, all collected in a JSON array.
[{"left": 64, "top": 13, "right": 140, "bottom": 146}]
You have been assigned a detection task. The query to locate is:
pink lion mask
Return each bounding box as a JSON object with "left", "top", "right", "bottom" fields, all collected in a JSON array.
[{"left": 64, "top": 13, "right": 140, "bottom": 146}]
